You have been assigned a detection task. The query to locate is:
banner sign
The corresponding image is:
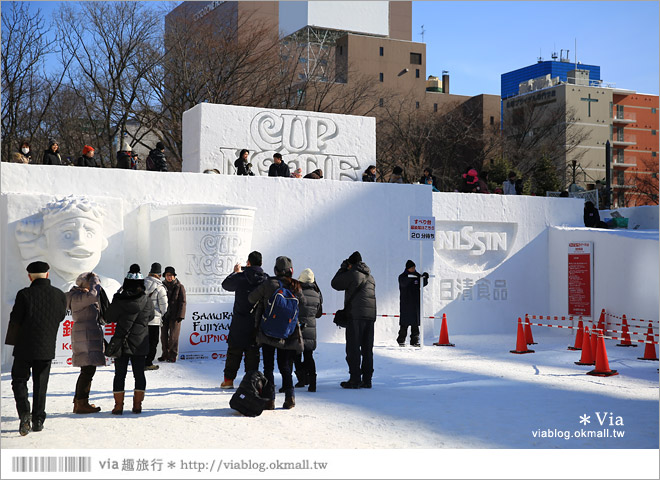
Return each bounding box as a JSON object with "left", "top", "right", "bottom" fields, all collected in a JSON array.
[
  {"left": 568, "top": 242, "right": 593, "bottom": 318},
  {"left": 409, "top": 216, "right": 435, "bottom": 241}
]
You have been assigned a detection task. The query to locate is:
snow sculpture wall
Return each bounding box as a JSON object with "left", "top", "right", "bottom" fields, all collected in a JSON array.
[{"left": 182, "top": 103, "right": 376, "bottom": 180}]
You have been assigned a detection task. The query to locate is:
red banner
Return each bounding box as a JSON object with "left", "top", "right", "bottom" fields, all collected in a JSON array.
[{"left": 568, "top": 242, "right": 593, "bottom": 318}]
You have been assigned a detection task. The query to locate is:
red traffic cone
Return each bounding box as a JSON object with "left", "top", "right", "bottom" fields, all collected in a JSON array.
[
  {"left": 568, "top": 318, "right": 584, "bottom": 350},
  {"left": 616, "top": 315, "right": 636, "bottom": 347},
  {"left": 590, "top": 327, "right": 598, "bottom": 358},
  {"left": 510, "top": 317, "right": 534, "bottom": 354},
  {"left": 575, "top": 326, "right": 595, "bottom": 365},
  {"left": 597, "top": 309, "right": 606, "bottom": 332},
  {"left": 638, "top": 322, "right": 659, "bottom": 361},
  {"left": 433, "top": 313, "right": 455, "bottom": 346},
  {"left": 524, "top": 314, "right": 537, "bottom": 345},
  {"left": 587, "top": 331, "right": 618, "bottom": 376}
]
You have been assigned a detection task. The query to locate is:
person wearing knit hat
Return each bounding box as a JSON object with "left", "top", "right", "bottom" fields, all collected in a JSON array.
[
  {"left": 397, "top": 260, "right": 428, "bottom": 347},
  {"left": 41, "top": 140, "right": 64, "bottom": 166},
  {"left": 8, "top": 258, "right": 67, "bottom": 435},
  {"left": 116, "top": 141, "right": 137, "bottom": 170},
  {"left": 146, "top": 141, "right": 168, "bottom": 172},
  {"left": 460, "top": 167, "right": 481, "bottom": 193},
  {"left": 104, "top": 263, "right": 154, "bottom": 415},
  {"left": 247, "top": 256, "right": 306, "bottom": 410},
  {"left": 144, "top": 263, "right": 168, "bottom": 370},
  {"left": 293, "top": 268, "right": 323, "bottom": 392},
  {"left": 331, "top": 252, "right": 377, "bottom": 389},
  {"left": 75, "top": 145, "right": 100, "bottom": 168},
  {"left": 159, "top": 265, "right": 186, "bottom": 362}
]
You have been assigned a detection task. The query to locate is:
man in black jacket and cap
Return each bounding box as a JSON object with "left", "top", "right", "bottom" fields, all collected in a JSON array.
[
  {"left": 7, "top": 261, "right": 67, "bottom": 436},
  {"left": 397, "top": 260, "right": 428, "bottom": 347},
  {"left": 220, "top": 251, "right": 268, "bottom": 389},
  {"left": 331, "top": 251, "right": 377, "bottom": 389}
]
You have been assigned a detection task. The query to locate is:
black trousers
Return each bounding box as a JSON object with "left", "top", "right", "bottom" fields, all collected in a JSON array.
[
  {"left": 397, "top": 323, "right": 420, "bottom": 345},
  {"left": 11, "top": 357, "right": 52, "bottom": 423},
  {"left": 146, "top": 325, "right": 160, "bottom": 366},
  {"left": 345, "top": 318, "right": 375, "bottom": 382},
  {"left": 262, "top": 345, "right": 295, "bottom": 398},
  {"left": 223, "top": 344, "right": 260, "bottom": 380},
  {"left": 294, "top": 349, "right": 316, "bottom": 377},
  {"left": 74, "top": 365, "right": 97, "bottom": 399},
  {"left": 113, "top": 355, "right": 146, "bottom": 392}
]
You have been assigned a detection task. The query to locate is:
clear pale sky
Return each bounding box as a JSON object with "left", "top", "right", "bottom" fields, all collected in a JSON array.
[{"left": 19, "top": 1, "right": 660, "bottom": 97}]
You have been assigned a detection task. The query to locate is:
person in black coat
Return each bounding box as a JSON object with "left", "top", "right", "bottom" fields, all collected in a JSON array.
[
  {"left": 268, "top": 153, "right": 290, "bottom": 177},
  {"left": 76, "top": 145, "right": 100, "bottom": 167},
  {"left": 584, "top": 201, "right": 608, "bottom": 228},
  {"left": 397, "top": 260, "right": 428, "bottom": 347},
  {"left": 248, "top": 256, "right": 306, "bottom": 410},
  {"left": 234, "top": 149, "right": 254, "bottom": 176},
  {"left": 104, "top": 264, "right": 154, "bottom": 415},
  {"left": 41, "top": 140, "right": 64, "bottom": 165},
  {"left": 7, "top": 261, "right": 67, "bottom": 436},
  {"left": 146, "top": 142, "right": 168, "bottom": 171},
  {"left": 331, "top": 251, "right": 377, "bottom": 389},
  {"left": 220, "top": 251, "right": 268, "bottom": 389},
  {"left": 293, "top": 268, "right": 323, "bottom": 392},
  {"left": 116, "top": 142, "right": 137, "bottom": 169},
  {"left": 362, "top": 165, "right": 377, "bottom": 182}
]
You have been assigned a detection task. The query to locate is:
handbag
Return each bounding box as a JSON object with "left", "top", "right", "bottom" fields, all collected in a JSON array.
[
  {"left": 333, "top": 278, "right": 367, "bottom": 329},
  {"left": 104, "top": 334, "right": 128, "bottom": 358}
]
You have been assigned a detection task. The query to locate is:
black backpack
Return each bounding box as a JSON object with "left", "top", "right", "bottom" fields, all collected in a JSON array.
[
  {"left": 146, "top": 154, "right": 157, "bottom": 171},
  {"left": 229, "top": 371, "right": 270, "bottom": 417}
]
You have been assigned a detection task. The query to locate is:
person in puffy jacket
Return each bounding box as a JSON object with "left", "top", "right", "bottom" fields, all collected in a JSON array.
[
  {"left": 66, "top": 272, "right": 106, "bottom": 414},
  {"left": 104, "top": 264, "right": 154, "bottom": 415},
  {"left": 220, "top": 251, "right": 268, "bottom": 389},
  {"left": 41, "top": 139, "right": 64, "bottom": 165},
  {"left": 146, "top": 142, "right": 168, "bottom": 171},
  {"left": 76, "top": 145, "right": 100, "bottom": 167},
  {"left": 143, "top": 263, "right": 168, "bottom": 370},
  {"left": 331, "top": 251, "right": 377, "bottom": 389},
  {"left": 248, "top": 256, "right": 306, "bottom": 410},
  {"left": 293, "top": 268, "right": 323, "bottom": 392}
]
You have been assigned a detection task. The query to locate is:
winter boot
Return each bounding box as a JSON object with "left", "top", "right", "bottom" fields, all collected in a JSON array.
[
  {"left": 264, "top": 399, "right": 275, "bottom": 410},
  {"left": 294, "top": 370, "right": 308, "bottom": 388},
  {"left": 340, "top": 377, "right": 361, "bottom": 389},
  {"left": 359, "top": 378, "right": 372, "bottom": 389},
  {"left": 283, "top": 393, "right": 295, "bottom": 409},
  {"left": 18, "top": 413, "right": 31, "bottom": 436},
  {"left": 220, "top": 377, "right": 234, "bottom": 389},
  {"left": 73, "top": 398, "right": 101, "bottom": 414},
  {"left": 132, "top": 390, "right": 145, "bottom": 414},
  {"left": 307, "top": 374, "right": 317, "bottom": 392},
  {"left": 111, "top": 392, "right": 125, "bottom": 415}
]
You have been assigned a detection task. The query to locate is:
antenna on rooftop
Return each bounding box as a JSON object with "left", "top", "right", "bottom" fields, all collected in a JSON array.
[{"left": 420, "top": 24, "right": 425, "bottom": 42}]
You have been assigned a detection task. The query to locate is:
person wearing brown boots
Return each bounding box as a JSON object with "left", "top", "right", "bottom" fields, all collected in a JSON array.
[
  {"left": 66, "top": 272, "right": 107, "bottom": 414},
  {"left": 105, "top": 265, "right": 154, "bottom": 415}
]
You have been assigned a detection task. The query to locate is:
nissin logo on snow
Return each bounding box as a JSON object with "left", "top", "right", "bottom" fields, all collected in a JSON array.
[{"left": 434, "top": 222, "right": 517, "bottom": 272}]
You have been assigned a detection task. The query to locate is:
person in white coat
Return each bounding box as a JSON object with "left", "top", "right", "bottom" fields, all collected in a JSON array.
[{"left": 143, "top": 263, "right": 168, "bottom": 370}]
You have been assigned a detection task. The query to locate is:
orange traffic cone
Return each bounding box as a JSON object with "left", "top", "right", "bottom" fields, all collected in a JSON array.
[
  {"left": 597, "top": 309, "right": 605, "bottom": 332},
  {"left": 568, "top": 318, "right": 584, "bottom": 350},
  {"left": 524, "top": 314, "right": 537, "bottom": 345},
  {"left": 638, "top": 322, "right": 659, "bottom": 361},
  {"left": 616, "top": 315, "right": 636, "bottom": 347},
  {"left": 510, "top": 317, "right": 534, "bottom": 354},
  {"left": 587, "top": 331, "right": 618, "bottom": 376},
  {"left": 433, "top": 313, "right": 455, "bottom": 346},
  {"left": 590, "top": 327, "right": 598, "bottom": 358},
  {"left": 575, "top": 326, "right": 595, "bottom": 365}
]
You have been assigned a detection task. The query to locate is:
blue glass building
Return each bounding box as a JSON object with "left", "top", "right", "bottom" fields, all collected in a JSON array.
[{"left": 501, "top": 60, "right": 601, "bottom": 99}]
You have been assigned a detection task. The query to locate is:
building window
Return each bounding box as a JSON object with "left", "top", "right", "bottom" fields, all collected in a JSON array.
[
  {"left": 410, "top": 52, "right": 422, "bottom": 65},
  {"left": 379, "top": 98, "right": 384, "bottom": 107},
  {"left": 609, "top": 102, "right": 613, "bottom": 118},
  {"left": 652, "top": 108, "right": 657, "bottom": 114},
  {"left": 653, "top": 151, "right": 657, "bottom": 157},
  {"left": 617, "top": 191, "right": 625, "bottom": 207},
  {"left": 379, "top": 46, "right": 383, "bottom": 56},
  {"left": 415, "top": 101, "right": 420, "bottom": 109},
  {"left": 415, "top": 69, "right": 420, "bottom": 78},
  {"left": 434, "top": 103, "right": 438, "bottom": 113},
  {"left": 653, "top": 130, "right": 657, "bottom": 135},
  {"left": 617, "top": 170, "right": 625, "bottom": 185},
  {"left": 379, "top": 72, "right": 383, "bottom": 82},
  {"left": 490, "top": 116, "right": 495, "bottom": 125}
]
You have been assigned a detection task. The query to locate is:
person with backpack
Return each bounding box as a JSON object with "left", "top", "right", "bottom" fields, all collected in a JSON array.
[
  {"left": 220, "top": 251, "right": 268, "bottom": 389},
  {"left": 146, "top": 142, "right": 167, "bottom": 172},
  {"left": 248, "top": 256, "right": 306, "bottom": 410},
  {"left": 331, "top": 251, "right": 377, "bottom": 389},
  {"left": 66, "top": 272, "right": 107, "bottom": 414},
  {"left": 293, "top": 268, "right": 323, "bottom": 392}
]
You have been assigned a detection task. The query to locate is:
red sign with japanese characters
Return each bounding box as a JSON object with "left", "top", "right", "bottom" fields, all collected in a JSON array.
[{"left": 568, "top": 242, "right": 593, "bottom": 318}]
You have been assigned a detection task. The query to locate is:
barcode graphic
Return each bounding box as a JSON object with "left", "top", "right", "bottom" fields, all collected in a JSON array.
[{"left": 12, "top": 456, "right": 91, "bottom": 473}]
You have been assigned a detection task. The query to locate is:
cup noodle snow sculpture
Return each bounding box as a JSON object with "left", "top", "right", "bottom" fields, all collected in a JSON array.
[{"left": 182, "top": 103, "right": 375, "bottom": 179}]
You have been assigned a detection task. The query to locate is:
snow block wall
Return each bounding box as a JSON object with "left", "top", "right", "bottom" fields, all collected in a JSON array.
[{"left": 182, "top": 103, "right": 376, "bottom": 180}]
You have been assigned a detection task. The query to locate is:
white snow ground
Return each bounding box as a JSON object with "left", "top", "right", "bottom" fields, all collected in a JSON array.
[{"left": 1, "top": 329, "right": 659, "bottom": 478}]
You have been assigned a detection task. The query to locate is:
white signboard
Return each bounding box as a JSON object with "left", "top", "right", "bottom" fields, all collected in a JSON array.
[
  {"left": 409, "top": 216, "right": 435, "bottom": 241},
  {"left": 177, "top": 302, "right": 233, "bottom": 362}
]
